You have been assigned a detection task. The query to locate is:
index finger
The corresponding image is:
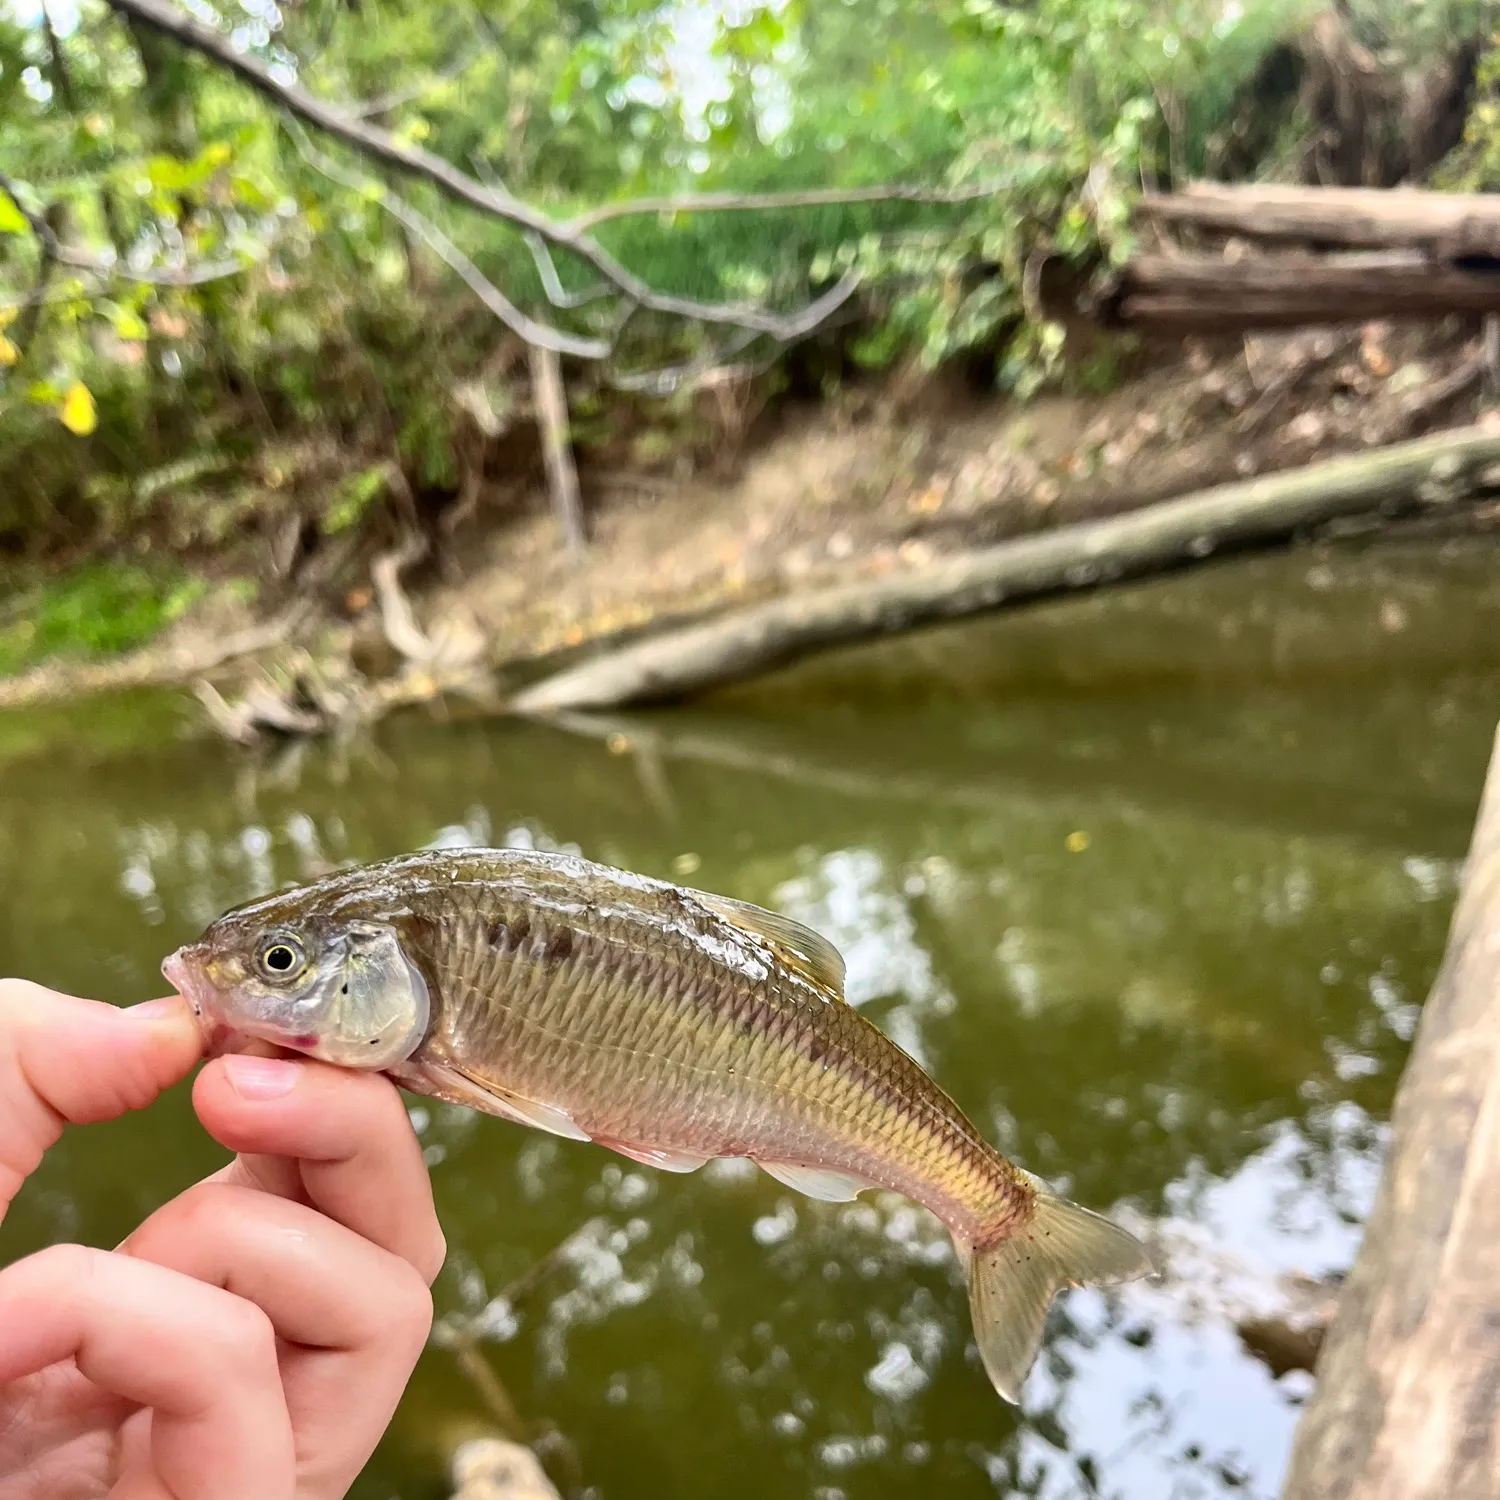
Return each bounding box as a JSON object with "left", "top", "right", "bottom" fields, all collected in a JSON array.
[
  {"left": 192, "top": 1055, "right": 446, "bottom": 1284},
  {"left": 0, "top": 980, "right": 202, "bottom": 1226}
]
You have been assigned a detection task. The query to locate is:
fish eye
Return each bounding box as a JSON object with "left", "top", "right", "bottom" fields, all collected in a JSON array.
[{"left": 256, "top": 935, "right": 306, "bottom": 980}]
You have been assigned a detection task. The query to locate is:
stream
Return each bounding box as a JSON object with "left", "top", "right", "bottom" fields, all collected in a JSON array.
[{"left": 1, "top": 536, "right": 1497, "bottom": 1499}]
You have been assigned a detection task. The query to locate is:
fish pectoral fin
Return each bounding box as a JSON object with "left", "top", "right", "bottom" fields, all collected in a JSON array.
[
  {"left": 489, "top": 1089, "right": 592, "bottom": 1143},
  {"left": 594, "top": 1137, "right": 711, "bottom": 1173},
  {"left": 691, "top": 891, "right": 846, "bottom": 998},
  {"left": 413, "top": 1058, "right": 592, "bottom": 1142},
  {"left": 758, "top": 1159, "right": 870, "bottom": 1202}
]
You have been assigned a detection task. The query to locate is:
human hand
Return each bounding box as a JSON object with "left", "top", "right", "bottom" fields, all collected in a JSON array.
[{"left": 0, "top": 978, "right": 446, "bottom": 1500}]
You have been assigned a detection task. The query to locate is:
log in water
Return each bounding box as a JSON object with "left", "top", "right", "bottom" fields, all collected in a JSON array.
[{"left": 1282, "top": 721, "right": 1500, "bottom": 1500}]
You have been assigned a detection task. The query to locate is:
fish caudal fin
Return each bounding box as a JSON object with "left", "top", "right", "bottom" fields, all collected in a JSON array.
[{"left": 963, "top": 1192, "right": 1156, "bottom": 1404}]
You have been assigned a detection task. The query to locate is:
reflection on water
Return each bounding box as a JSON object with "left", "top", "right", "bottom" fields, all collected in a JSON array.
[{"left": 1, "top": 539, "right": 1497, "bottom": 1499}]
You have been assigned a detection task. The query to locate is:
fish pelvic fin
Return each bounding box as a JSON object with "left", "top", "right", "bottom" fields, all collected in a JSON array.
[{"left": 963, "top": 1193, "right": 1156, "bottom": 1405}]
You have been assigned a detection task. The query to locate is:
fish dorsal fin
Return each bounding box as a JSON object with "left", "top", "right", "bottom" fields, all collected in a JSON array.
[{"left": 691, "top": 891, "right": 846, "bottom": 998}]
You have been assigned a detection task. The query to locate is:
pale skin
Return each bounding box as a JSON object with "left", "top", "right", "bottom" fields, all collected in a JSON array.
[{"left": 0, "top": 978, "right": 447, "bottom": 1500}]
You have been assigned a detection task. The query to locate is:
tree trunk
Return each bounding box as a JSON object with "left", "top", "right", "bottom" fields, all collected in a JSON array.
[
  {"left": 1099, "top": 253, "right": 1500, "bottom": 334},
  {"left": 1139, "top": 182, "right": 1500, "bottom": 258},
  {"left": 529, "top": 345, "right": 585, "bottom": 554},
  {"left": 508, "top": 424, "right": 1500, "bottom": 714},
  {"left": 1280, "top": 720, "right": 1500, "bottom": 1500}
]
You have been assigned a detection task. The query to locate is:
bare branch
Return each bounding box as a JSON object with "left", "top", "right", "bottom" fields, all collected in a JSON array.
[
  {"left": 102, "top": 0, "right": 863, "bottom": 344},
  {"left": 564, "top": 174, "right": 1039, "bottom": 234},
  {"left": 0, "top": 167, "right": 247, "bottom": 301},
  {"left": 522, "top": 231, "right": 613, "bottom": 311},
  {"left": 334, "top": 48, "right": 475, "bottom": 122},
  {"left": 605, "top": 328, "right": 762, "bottom": 396},
  {"left": 290, "top": 127, "right": 612, "bottom": 359},
  {"left": 65, "top": 249, "right": 250, "bottom": 286}
]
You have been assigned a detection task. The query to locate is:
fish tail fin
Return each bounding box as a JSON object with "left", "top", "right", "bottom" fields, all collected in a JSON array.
[{"left": 961, "top": 1192, "right": 1156, "bottom": 1404}]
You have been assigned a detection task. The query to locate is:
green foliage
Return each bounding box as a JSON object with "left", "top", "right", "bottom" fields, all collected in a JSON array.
[
  {"left": 1435, "top": 29, "right": 1500, "bottom": 191},
  {"left": 0, "top": 0, "right": 1464, "bottom": 592},
  {"left": 319, "top": 462, "right": 390, "bottom": 535},
  {"left": 0, "top": 561, "right": 206, "bottom": 675}
]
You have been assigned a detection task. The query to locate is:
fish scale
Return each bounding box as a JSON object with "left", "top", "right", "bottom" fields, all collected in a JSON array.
[{"left": 165, "top": 845, "right": 1155, "bottom": 1404}]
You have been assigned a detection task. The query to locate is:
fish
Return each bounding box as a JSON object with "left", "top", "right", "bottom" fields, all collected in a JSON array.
[{"left": 162, "top": 846, "right": 1154, "bottom": 1403}]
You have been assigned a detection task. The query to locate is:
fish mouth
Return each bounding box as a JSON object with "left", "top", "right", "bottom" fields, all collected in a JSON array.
[
  {"left": 161, "top": 945, "right": 289, "bottom": 1060},
  {"left": 162, "top": 946, "right": 233, "bottom": 1051}
]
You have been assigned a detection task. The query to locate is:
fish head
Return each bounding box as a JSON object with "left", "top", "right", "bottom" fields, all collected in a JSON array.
[{"left": 162, "top": 894, "right": 431, "bottom": 1070}]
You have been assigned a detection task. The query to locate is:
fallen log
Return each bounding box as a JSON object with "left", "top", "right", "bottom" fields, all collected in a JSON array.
[
  {"left": 1139, "top": 182, "right": 1500, "bottom": 259},
  {"left": 507, "top": 425, "right": 1500, "bottom": 714},
  {"left": 1099, "top": 252, "right": 1500, "bottom": 334},
  {"left": 1280, "top": 721, "right": 1500, "bottom": 1500}
]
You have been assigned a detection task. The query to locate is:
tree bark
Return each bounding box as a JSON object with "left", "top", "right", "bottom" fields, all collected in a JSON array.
[
  {"left": 1280, "top": 720, "right": 1500, "bottom": 1500},
  {"left": 1139, "top": 182, "right": 1500, "bottom": 258},
  {"left": 507, "top": 424, "right": 1500, "bottom": 714},
  {"left": 1099, "top": 253, "right": 1500, "bottom": 334}
]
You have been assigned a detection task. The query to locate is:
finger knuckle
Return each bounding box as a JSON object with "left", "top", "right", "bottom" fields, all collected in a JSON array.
[
  {"left": 0, "top": 977, "right": 46, "bottom": 1025},
  {"left": 172, "top": 1179, "right": 239, "bottom": 1236},
  {"left": 419, "top": 1224, "right": 448, "bottom": 1286},
  {"left": 388, "top": 1264, "right": 435, "bottom": 1351},
  {"left": 31, "top": 1242, "right": 101, "bottom": 1292},
  {"left": 216, "top": 1298, "right": 280, "bottom": 1371}
]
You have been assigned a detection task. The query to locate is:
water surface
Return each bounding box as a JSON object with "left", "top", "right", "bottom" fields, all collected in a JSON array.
[{"left": 1, "top": 538, "right": 1496, "bottom": 1500}]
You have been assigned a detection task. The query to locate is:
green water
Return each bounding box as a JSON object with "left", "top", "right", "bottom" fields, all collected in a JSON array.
[{"left": 2, "top": 538, "right": 1497, "bottom": 1500}]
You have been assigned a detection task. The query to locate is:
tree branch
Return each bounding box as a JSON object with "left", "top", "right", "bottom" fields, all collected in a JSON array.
[
  {"left": 335, "top": 48, "right": 476, "bottom": 122},
  {"left": 564, "top": 175, "right": 1038, "bottom": 234},
  {"left": 0, "top": 170, "right": 60, "bottom": 359},
  {"left": 0, "top": 168, "right": 246, "bottom": 301},
  {"left": 102, "top": 0, "right": 863, "bottom": 345},
  {"left": 289, "top": 127, "right": 613, "bottom": 359},
  {"left": 522, "top": 231, "right": 613, "bottom": 311}
]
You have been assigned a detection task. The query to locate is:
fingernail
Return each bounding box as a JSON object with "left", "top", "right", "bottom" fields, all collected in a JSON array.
[
  {"left": 222, "top": 1055, "right": 299, "bottom": 1100},
  {"left": 125, "top": 997, "right": 185, "bottom": 1021}
]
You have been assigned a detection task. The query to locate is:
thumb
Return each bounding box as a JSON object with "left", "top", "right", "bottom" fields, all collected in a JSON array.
[{"left": 0, "top": 980, "right": 203, "bottom": 1225}]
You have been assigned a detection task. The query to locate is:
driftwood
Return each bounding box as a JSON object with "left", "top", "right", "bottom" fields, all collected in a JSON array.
[
  {"left": 448, "top": 1439, "right": 561, "bottom": 1500},
  {"left": 1100, "top": 252, "right": 1500, "bottom": 334},
  {"left": 508, "top": 424, "right": 1500, "bottom": 714},
  {"left": 1140, "top": 183, "right": 1500, "bottom": 259},
  {"left": 1280, "top": 722, "right": 1500, "bottom": 1500}
]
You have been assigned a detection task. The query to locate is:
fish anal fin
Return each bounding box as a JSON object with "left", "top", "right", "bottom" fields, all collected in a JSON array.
[
  {"left": 758, "top": 1159, "right": 869, "bottom": 1202},
  {"left": 595, "top": 1137, "right": 710, "bottom": 1173},
  {"left": 400, "top": 1058, "right": 591, "bottom": 1142},
  {"left": 964, "top": 1192, "right": 1156, "bottom": 1404},
  {"left": 692, "top": 891, "right": 846, "bottom": 997}
]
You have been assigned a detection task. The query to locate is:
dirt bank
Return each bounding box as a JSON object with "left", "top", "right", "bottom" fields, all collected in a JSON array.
[{"left": 3, "top": 318, "right": 1498, "bottom": 718}]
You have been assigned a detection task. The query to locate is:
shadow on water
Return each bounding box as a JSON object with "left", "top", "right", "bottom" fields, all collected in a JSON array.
[{"left": 1, "top": 538, "right": 1497, "bottom": 1499}]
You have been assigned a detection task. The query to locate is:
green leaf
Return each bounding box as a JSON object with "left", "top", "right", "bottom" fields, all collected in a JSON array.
[
  {"left": 59, "top": 381, "right": 98, "bottom": 435},
  {"left": 0, "top": 188, "right": 29, "bottom": 236},
  {"left": 111, "top": 309, "right": 150, "bottom": 341}
]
